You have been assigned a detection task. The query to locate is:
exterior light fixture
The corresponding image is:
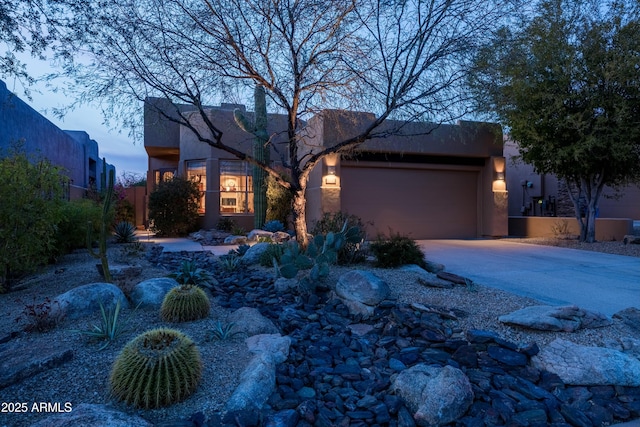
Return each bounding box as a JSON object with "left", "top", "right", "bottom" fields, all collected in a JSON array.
[{"left": 324, "top": 165, "right": 337, "bottom": 185}]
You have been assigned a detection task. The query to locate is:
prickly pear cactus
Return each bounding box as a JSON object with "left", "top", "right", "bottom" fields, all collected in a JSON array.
[
  {"left": 110, "top": 328, "right": 202, "bottom": 409},
  {"left": 160, "top": 285, "right": 210, "bottom": 322},
  {"left": 276, "top": 221, "right": 362, "bottom": 288}
]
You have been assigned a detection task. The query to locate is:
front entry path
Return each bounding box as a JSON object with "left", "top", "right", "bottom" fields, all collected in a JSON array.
[{"left": 418, "top": 239, "right": 640, "bottom": 317}]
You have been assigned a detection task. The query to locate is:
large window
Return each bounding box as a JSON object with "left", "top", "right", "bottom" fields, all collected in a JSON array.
[
  {"left": 154, "top": 168, "right": 175, "bottom": 185},
  {"left": 220, "top": 160, "right": 253, "bottom": 214},
  {"left": 186, "top": 160, "right": 206, "bottom": 214}
]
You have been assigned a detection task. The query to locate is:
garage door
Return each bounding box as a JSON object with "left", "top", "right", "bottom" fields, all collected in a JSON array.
[{"left": 340, "top": 165, "right": 478, "bottom": 239}]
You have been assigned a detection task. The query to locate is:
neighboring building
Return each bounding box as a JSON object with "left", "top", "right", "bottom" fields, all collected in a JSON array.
[
  {"left": 504, "top": 138, "right": 640, "bottom": 220},
  {"left": 0, "top": 80, "right": 114, "bottom": 198},
  {"left": 145, "top": 99, "right": 508, "bottom": 238}
]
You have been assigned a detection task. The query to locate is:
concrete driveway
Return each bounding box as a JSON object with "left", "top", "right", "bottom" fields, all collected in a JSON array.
[{"left": 418, "top": 239, "right": 640, "bottom": 317}]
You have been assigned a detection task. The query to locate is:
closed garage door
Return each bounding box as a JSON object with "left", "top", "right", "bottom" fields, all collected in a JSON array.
[{"left": 341, "top": 165, "right": 478, "bottom": 239}]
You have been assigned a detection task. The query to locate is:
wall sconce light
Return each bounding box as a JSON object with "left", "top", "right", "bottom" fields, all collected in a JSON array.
[
  {"left": 324, "top": 166, "right": 337, "bottom": 185},
  {"left": 492, "top": 170, "right": 506, "bottom": 192}
]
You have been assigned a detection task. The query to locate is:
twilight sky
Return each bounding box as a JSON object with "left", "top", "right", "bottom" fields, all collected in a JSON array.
[{"left": 7, "top": 55, "right": 149, "bottom": 178}]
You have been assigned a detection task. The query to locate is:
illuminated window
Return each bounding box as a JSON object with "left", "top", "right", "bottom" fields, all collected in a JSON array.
[
  {"left": 187, "top": 160, "right": 206, "bottom": 214},
  {"left": 154, "top": 168, "right": 175, "bottom": 185},
  {"left": 219, "top": 160, "right": 253, "bottom": 214}
]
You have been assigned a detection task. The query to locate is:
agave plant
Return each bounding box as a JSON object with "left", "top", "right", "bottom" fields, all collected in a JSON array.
[
  {"left": 206, "top": 321, "right": 242, "bottom": 341},
  {"left": 73, "top": 299, "right": 127, "bottom": 350},
  {"left": 113, "top": 221, "right": 137, "bottom": 243},
  {"left": 167, "top": 260, "right": 213, "bottom": 288}
]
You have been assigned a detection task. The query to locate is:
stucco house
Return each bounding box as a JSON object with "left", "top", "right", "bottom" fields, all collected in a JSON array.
[
  {"left": 0, "top": 80, "right": 115, "bottom": 198},
  {"left": 144, "top": 99, "right": 508, "bottom": 239}
]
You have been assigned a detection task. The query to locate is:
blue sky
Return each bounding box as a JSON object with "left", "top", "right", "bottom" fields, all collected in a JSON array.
[{"left": 7, "top": 56, "right": 148, "bottom": 177}]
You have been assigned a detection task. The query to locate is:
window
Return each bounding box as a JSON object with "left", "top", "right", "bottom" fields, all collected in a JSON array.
[
  {"left": 154, "top": 168, "right": 175, "bottom": 185},
  {"left": 187, "top": 160, "right": 206, "bottom": 214},
  {"left": 219, "top": 160, "right": 253, "bottom": 213}
]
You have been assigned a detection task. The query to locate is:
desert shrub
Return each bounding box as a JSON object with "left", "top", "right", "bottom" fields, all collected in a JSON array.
[
  {"left": 263, "top": 219, "right": 285, "bottom": 232},
  {"left": 15, "top": 297, "right": 64, "bottom": 332},
  {"left": 110, "top": 328, "right": 202, "bottom": 408},
  {"left": 259, "top": 243, "right": 286, "bottom": 267},
  {"left": 148, "top": 176, "right": 200, "bottom": 237},
  {"left": 53, "top": 198, "right": 103, "bottom": 256},
  {"left": 311, "top": 211, "right": 368, "bottom": 264},
  {"left": 216, "top": 216, "right": 236, "bottom": 232},
  {"left": 369, "top": 232, "right": 427, "bottom": 269},
  {"left": 0, "top": 146, "right": 67, "bottom": 291},
  {"left": 266, "top": 173, "right": 293, "bottom": 227}
]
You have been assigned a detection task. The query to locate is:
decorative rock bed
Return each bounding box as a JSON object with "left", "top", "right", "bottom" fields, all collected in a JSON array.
[{"left": 25, "top": 249, "right": 640, "bottom": 426}]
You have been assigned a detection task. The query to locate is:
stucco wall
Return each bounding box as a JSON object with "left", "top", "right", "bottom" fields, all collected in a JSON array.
[{"left": 0, "top": 80, "right": 114, "bottom": 196}]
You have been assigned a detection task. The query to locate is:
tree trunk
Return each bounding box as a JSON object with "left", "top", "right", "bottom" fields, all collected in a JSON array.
[{"left": 291, "top": 187, "right": 309, "bottom": 248}]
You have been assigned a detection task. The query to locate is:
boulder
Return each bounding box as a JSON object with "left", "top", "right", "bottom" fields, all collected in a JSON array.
[
  {"left": 108, "top": 264, "right": 142, "bottom": 280},
  {"left": 423, "top": 260, "right": 445, "bottom": 274},
  {"left": 392, "top": 364, "right": 474, "bottom": 426},
  {"left": 399, "top": 265, "right": 453, "bottom": 288},
  {"left": 271, "top": 231, "right": 292, "bottom": 243},
  {"left": 242, "top": 242, "right": 271, "bottom": 265},
  {"left": 228, "top": 307, "right": 279, "bottom": 336},
  {"left": 335, "top": 270, "right": 390, "bottom": 307},
  {"left": 225, "top": 334, "right": 291, "bottom": 415},
  {"left": 247, "top": 229, "right": 274, "bottom": 241},
  {"left": 30, "top": 403, "right": 152, "bottom": 427},
  {"left": 129, "top": 277, "right": 179, "bottom": 308},
  {"left": 245, "top": 333, "right": 291, "bottom": 364},
  {"left": 623, "top": 234, "right": 640, "bottom": 245},
  {"left": 52, "top": 283, "right": 129, "bottom": 320},
  {"left": 0, "top": 341, "right": 73, "bottom": 389},
  {"left": 613, "top": 307, "right": 640, "bottom": 333},
  {"left": 224, "top": 235, "right": 248, "bottom": 245},
  {"left": 532, "top": 338, "right": 640, "bottom": 386},
  {"left": 498, "top": 305, "right": 612, "bottom": 332}
]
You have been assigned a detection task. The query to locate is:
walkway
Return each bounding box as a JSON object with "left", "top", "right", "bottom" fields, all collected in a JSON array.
[{"left": 418, "top": 239, "right": 640, "bottom": 317}]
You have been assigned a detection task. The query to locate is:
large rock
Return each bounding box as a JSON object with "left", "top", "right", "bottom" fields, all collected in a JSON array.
[
  {"left": 52, "top": 283, "right": 129, "bottom": 320},
  {"left": 225, "top": 334, "right": 291, "bottom": 416},
  {"left": 399, "top": 265, "right": 453, "bottom": 288},
  {"left": 247, "top": 229, "right": 274, "bottom": 241},
  {"left": 0, "top": 341, "right": 73, "bottom": 389},
  {"left": 30, "top": 403, "right": 152, "bottom": 427},
  {"left": 335, "top": 270, "right": 390, "bottom": 307},
  {"left": 613, "top": 307, "right": 640, "bottom": 333},
  {"left": 224, "top": 235, "right": 248, "bottom": 245},
  {"left": 129, "top": 277, "right": 179, "bottom": 308},
  {"left": 498, "top": 305, "right": 611, "bottom": 332},
  {"left": 242, "top": 242, "right": 271, "bottom": 265},
  {"left": 532, "top": 338, "right": 640, "bottom": 386},
  {"left": 228, "top": 307, "right": 279, "bottom": 336},
  {"left": 392, "top": 364, "right": 474, "bottom": 426}
]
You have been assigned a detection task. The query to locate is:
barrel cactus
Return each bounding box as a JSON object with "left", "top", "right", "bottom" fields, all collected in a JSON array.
[
  {"left": 160, "top": 285, "right": 210, "bottom": 322},
  {"left": 109, "top": 328, "right": 202, "bottom": 408}
]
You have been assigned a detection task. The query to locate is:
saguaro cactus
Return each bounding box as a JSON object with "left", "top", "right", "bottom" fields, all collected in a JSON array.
[
  {"left": 87, "top": 160, "right": 114, "bottom": 282},
  {"left": 234, "top": 84, "right": 270, "bottom": 229}
]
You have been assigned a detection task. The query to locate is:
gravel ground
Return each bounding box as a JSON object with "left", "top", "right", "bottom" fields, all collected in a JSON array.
[{"left": 1, "top": 237, "right": 639, "bottom": 426}]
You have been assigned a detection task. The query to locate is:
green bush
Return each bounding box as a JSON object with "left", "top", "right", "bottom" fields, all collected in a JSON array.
[
  {"left": 266, "top": 173, "right": 293, "bottom": 228},
  {"left": 369, "top": 232, "right": 427, "bottom": 269},
  {"left": 216, "top": 216, "right": 236, "bottom": 232},
  {"left": 53, "top": 198, "right": 103, "bottom": 256},
  {"left": 148, "top": 176, "right": 200, "bottom": 237},
  {"left": 0, "top": 146, "right": 67, "bottom": 291},
  {"left": 311, "top": 212, "right": 368, "bottom": 264},
  {"left": 113, "top": 221, "right": 137, "bottom": 243}
]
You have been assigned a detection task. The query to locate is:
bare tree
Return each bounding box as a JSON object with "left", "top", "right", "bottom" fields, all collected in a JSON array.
[{"left": 53, "top": 0, "right": 516, "bottom": 245}]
